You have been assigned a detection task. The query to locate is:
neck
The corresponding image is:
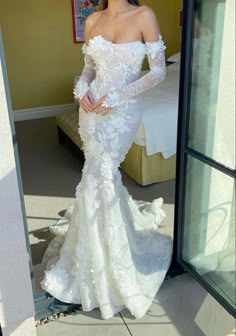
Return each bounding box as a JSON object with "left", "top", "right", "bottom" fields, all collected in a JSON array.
[{"left": 107, "top": 0, "right": 131, "bottom": 16}]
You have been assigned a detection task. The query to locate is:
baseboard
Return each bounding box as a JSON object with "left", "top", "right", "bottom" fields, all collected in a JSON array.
[{"left": 13, "top": 103, "right": 78, "bottom": 121}]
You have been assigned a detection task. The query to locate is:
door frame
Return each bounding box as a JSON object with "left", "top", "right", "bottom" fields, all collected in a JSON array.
[{"left": 173, "top": 0, "right": 236, "bottom": 318}]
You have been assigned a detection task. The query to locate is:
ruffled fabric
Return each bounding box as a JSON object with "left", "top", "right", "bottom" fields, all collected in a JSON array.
[{"left": 40, "top": 175, "right": 172, "bottom": 319}]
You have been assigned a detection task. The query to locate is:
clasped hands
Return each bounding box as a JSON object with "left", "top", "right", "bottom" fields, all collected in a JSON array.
[{"left": 78, "top": 91, "right": 112, "bottom": 116}]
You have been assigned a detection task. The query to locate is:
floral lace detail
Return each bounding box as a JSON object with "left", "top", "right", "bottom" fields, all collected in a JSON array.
[
  {"left": 145, "top": 34, "right": 167, "bottom": 59},
  {"left": 102, "top": 91, "right": 137, "bottom": 108},
  {"left": 100, "top": 34, "right": 167, "bottom": 108},
  {"left": 101, "top": 91, "right": 120, "bottom": 108},
  {"left": 73, "top": 79, "right": 89, "bottom": 100},
  {"left": 73, "top": 43, "right": 96, "bottom": 100},
  {"left": 41, "top": 34, "right": 173, "bottom": 320}
]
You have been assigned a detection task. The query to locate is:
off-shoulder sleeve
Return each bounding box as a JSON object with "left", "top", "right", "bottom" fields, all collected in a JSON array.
[
  {"left": 73, "top": 44, "right": 96, "bottom": 100},
  {"left": 102, "top": 34, "right": 167, "bottom": 108}
]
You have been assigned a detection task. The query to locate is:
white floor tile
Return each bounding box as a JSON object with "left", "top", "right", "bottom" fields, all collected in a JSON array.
[
  {"left": 36, "top": 309, "right": 130, "bottom": 336},
  {"left": 120, "top": 274, "right": 235, "bottom": 336}
]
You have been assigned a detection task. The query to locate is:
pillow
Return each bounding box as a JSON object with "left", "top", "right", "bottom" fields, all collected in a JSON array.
[{"left": 167, "top": 52, "right": 181, "bottom": 63}]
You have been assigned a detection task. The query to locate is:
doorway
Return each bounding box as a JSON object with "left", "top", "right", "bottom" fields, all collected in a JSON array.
[{"left": 0, "top": 0, "right": 235, "bottom": 322}]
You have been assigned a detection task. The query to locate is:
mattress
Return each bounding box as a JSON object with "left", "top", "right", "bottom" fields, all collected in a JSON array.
[{"left": 134, "top": 63, "right": 180, "bottom": 158}]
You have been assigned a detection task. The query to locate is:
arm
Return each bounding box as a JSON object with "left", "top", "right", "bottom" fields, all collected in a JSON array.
[
  {"left": 102, "top": 7, "right": 167, "bottom": 108},
  {"left": 73, "top": 13, "right": 97, "bottom": 101},
  {"left": 102, "top": 38, "right": 166, "bottom": 108},
  {"left": 73, "top": 46, "right": 96, "bottom": 100}
]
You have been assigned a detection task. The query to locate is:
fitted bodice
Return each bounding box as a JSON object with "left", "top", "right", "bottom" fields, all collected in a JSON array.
[
  {"left": 82, "top": 35, "right": 147, "bottom": 99},
  {"left": 74, "top": 33, "right": 167, "bottom": 108}
]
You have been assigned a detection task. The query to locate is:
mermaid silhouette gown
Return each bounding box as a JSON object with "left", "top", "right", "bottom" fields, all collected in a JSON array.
[{"left": 40, "top": 34, "right": 173, "bottom": 319}]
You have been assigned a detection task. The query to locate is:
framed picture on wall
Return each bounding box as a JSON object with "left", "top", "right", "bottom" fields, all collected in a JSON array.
[{"left": 71, "top": 0, "right": 99, "bottom": 43}]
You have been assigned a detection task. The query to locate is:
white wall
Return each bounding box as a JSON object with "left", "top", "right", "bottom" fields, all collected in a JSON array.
[{"left": 0, "top": 30, "right": 36, "bottom": 336}]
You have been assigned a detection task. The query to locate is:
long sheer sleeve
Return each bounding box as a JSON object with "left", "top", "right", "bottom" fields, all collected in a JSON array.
[
  {"left": 73, "top": 44, "right": 96, "bottom": 100},
  {"left": 102, "top": 35, "right": 167, "bottom": 108}
]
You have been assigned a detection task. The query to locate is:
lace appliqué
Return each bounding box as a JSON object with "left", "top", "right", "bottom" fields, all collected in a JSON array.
[
  {"left": 41, "top": 33, "right": 173, "bottom": 321},
  {"left": 100, "top": 34, "right": 167, "bottom": 109},
  {"left": 73, "top": 43, "right": 96, "bottom": 100},
  {"left": 73, "top": 79, "right": 89, "bottom": 100},
  {"left": 102, "top": 92, "right": 137, "bottom": 109},
  {"left": 145, "top": 34, "right": 167, "bottom": 59}
]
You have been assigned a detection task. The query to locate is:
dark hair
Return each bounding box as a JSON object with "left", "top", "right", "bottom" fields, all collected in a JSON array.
[{"left": 98, "top": 0, "right": 140, "bottom": 11}]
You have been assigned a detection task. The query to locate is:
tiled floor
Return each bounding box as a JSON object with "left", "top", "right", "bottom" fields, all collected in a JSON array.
[
  {"left": 36, "top": 274, "right": 235, "bottom": 336},
  {"left": 37, "top": 310, "right": 130, "bottom": 336},
  {"left": 15, "top": 118, "right": 235, "bottom": 336}
]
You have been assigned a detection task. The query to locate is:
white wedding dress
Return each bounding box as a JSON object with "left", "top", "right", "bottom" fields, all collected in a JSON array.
[{"left": 40, "top": 34, "right": 173, "bottom": 319}]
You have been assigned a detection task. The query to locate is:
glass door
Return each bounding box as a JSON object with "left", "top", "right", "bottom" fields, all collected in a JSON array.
[{"left": 175, "top": 0, "right": 235, "bottom": 317}]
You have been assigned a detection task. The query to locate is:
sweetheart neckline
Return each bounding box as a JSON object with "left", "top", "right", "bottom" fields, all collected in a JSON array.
[{"left": 85, "top": 34, "right": 146, "bottom": 47}]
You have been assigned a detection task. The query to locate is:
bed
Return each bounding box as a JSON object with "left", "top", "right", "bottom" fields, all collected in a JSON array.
[{"left": 56, "top": 62, "right": 179, "bottom": 185}]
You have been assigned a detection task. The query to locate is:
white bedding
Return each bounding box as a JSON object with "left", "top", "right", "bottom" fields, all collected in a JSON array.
[{"left": 134, "top": 63, "right": 180, "bottom": 158}]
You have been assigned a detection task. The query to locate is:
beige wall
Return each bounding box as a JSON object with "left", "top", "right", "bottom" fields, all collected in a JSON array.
[
  {"left": 142, "top": 0, "right": 182, "bottom": 56},
  {"left": 0, "top": 0, "right": 182, "bottom": 110}
]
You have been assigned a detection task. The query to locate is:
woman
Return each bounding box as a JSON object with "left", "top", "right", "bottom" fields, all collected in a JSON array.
[{"left": 41, "top": 0, "right": 173, "bottom": 320}]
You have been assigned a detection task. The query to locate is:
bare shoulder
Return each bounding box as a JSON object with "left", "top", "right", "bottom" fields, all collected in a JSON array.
[
  {"left": 85, "top": 11, "right": 102, "bottom": 27},
  {"left": 136, "top": 5, "right": 157, "bottom": 20},
  {"left": 137, "top": 6, "right": 161, "bottom": 41},
  {"left": 84, "top": 11, "right": 102, "bottom": 42}
]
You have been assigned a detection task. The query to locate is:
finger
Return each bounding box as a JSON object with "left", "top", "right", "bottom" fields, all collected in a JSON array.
[
  {"left": 80, "top": 103, "right": 89, "bottom": 112},
  {"left": 95, "top": 108, "right": 103, "bottom": 114},
  {"left": 79, "top": 93, "right": 94, "bottom": 112},
  {"left": 83, "top": 95, "right": 94, "bottom": 111},
  {"left": 87, "top": 91, "right": 95, "bottom": 104},
  {"left": 102, "top": 110, "right": 112, "bottom": 116},
  {"left": 91, "top": 101, "right": 103, "bottom": 111},
  {"left": 81, "top": 99, "right": 92, "bottom": 113},
  {"left": 101, "top": 108, "right": 112, "bottom": 116},
  {"left": 80, "top": 99, "right": 89, "bottom": 112},
  {"left": 91, "top": 95, "right": 106, "bottom": 110},
  {"left": 82, "top": 96, "right": 94, "bottom": 112}
]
